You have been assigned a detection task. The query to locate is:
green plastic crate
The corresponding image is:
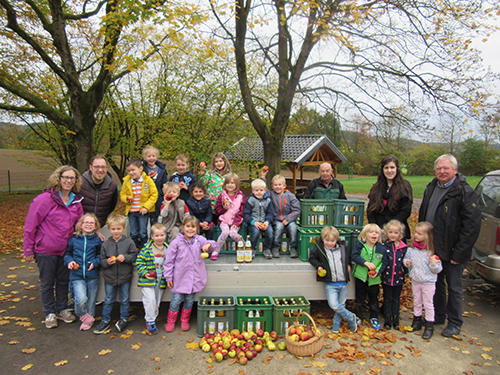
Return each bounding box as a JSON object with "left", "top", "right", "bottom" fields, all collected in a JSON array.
[
  {"left": 298, "top": 227, "right": 352, "bottom": 261},
  {"left": 236, "top": 296, "right": 273, "bottom": 333},
  {"left": 197, "top": 296, "right": 236, "bottom": 337},
  {"left": 333, "top": 199, "right": 365, "bottom": 229},
  {"left": 272, "top": 296, "right": 310, "bottom": 336},
  {"left": 213, "top": 225, "right": 247, "bottom": 253},
  {"left": 299, "top": 199, "right": 334, "bottom": 228},
  {"left": 337, "top": 226, "right": 361, "bottom": 255}
]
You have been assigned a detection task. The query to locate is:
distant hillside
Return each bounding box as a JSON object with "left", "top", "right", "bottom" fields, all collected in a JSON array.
[{"left": 0, "top": 123, "right": 29, "bottom": 148}]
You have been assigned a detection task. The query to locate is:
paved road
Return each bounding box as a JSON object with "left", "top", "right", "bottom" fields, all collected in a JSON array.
[{"left": 1, "top": 252, "right": 499, "bottom": 375}]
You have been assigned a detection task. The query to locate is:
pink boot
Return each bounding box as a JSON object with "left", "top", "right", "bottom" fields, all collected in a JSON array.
[
  {"left": 180, "top": 308, "right": 192, "bottom": 331},
  {"left": 165, "top": 309, "right": 179, "bottom": 332}
]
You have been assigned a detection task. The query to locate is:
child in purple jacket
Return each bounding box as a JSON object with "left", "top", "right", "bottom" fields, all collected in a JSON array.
[{"left": 163, "top": 217, "right": 216, "bottom": 332}]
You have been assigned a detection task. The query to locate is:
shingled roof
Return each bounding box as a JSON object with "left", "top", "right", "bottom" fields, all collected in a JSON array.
[{"left": 225, "top": 134, "right": 347, "bottom": 167}]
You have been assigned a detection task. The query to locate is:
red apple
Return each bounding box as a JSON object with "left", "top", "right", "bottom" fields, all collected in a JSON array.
[
  {"left": 256, "top": 328, "right": 264, "bottom": 337},
  {"left": 147, "top": 271, "right": 156, "bottom": 278},
  {"left": 237, "top": 351, "right": 246, "bottom": 359},
  {"left": 254, "top": 344, "right": 263, "bottom": 353},
  {"left": 270, "top": 331, "right": 278, "bottom": 340},
  {"left": 435, "top": 255, "right": 440, "bottom": 261},
  {"left": 368, "top": 270, "right": 377, "bottom": 277},
  {"left": 245, "top": 350, "right": 254, "bottom": 361},
  {"left": 72, "top": 263, "right": 80, "bottom": 270},
  {"left": 300, "top": 332, "right": 310, "bottom": 341},
  {"left": 239, "top": 356, "right": 248, "bottom": 365},
  {"left": 200, "top": 161, "right": 206, "bottom": 168},
  {"left": 263, "top": 166, "right": 269, "bottom": 172},
  {"left": 289, "top": 327, "right": 296, "bottom": 335},
  {"left": 166, "top": 194, "right": 173, "bottom": 200}
]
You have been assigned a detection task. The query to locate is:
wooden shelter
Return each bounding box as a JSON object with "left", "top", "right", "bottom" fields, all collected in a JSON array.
[{"left": 225, "top": 134, "right": 347, "bottom": 194}]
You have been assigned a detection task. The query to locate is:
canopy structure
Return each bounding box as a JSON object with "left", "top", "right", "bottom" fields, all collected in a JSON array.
[{"left": 225, "top": 134, "right": 347, "bottom": 193}]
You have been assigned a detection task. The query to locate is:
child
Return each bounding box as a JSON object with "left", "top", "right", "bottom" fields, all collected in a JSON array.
[
  {"left": 169, "top": 154, "right": 197, "bottom": 202},
  {"left": 142, "top": 146, "right": 169, "bottom": 226},
  {"left": 94, "top": 215, "right": 137, "bottom": 334},
  {"left": 164, "top": 217, "right": 216, "bottom": 332},
  {"left": 380, "top": 220, "right": 408, "bottom": 330},
  {"left": 244, "top": 178, "right": 274, "bottom": 259},
  {"left": 136, "top": 223, "right": 169, "bottom": 335},
  {"left": 160, "top": 182, "right": 189, "bottom": 241},
  {"left": 269, "top": 174, "right": 301, "bottom": 258},
  {"left": 199, "top": 152, "right": 231, "bottom": 209},
  {"left": 403, "top": 221, "right": 442, "bottom": 340},
  {"left": 186, "top": 181, "right": 214, "bottom": 240},
  {"left": 120, "top": 158, "right": 158, "bottom": 249},
  {"left": 309, "top": 226, "right": 359, "bottom": 333},
  {"left": 64, "top": 213, "right": 102, "bottom": 331},
  {"left": 351, "top": 223, "right": 385, "bottom": 330},
  {"left": 212, "top": 173, "right": 246, "bottom": 261}
]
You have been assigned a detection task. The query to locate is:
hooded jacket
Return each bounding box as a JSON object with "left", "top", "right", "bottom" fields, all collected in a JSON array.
[
  {"left": 64, "top": 233, "right": 102, "bottom": 281},
  {"left": 100, "top": 235, "right": 137, "bottom": 286},
  {"left": 244, "top": 193, "right": 274, "bottom": 225},
  {"left": 142, "top": 159, "right": 169, "bottom": 215},
  {"left": 269, "top": 189, "right": 301, "bottom": 223},
  {"left": 309, "top": 239, "right": 350, "bottom": 283},
  {"left": 351, "top": 240, "right": 385, "bottom": 286},
  {"left": 120, "top": 172, "right": 158, "bottom": 215},
  {"left": 380, "top": 240, "right": 408, "bottom": 286}
]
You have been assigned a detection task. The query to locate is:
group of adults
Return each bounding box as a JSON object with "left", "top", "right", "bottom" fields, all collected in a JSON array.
[{"left": 304, "top": 155, "right": 481, "bottom": 337}]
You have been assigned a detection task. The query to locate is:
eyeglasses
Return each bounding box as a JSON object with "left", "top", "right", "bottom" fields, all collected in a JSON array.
[
  {"left": 61, "top": 176, "right": 76, "bottom": 181},
  {"left": 91, "top": 165, "right": 107, "bottom": 170}
]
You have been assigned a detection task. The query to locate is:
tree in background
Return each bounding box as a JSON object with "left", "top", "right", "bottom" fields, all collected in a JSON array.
[
  {"left": 288, "top": 108, "right": 341, "bottom": 145},
  {"left": 406, "top": 144, "right": 447, "bottom": 176},
  {"left": 459, "top": 138, "right": 489, "bottom": 176}
]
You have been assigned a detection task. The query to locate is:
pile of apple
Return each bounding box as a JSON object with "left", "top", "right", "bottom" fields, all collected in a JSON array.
[
  {"left": 198, "top": 328, "right": 286, "bottom": 365},
  {"left": 287, "top": 324, "right": 321, "bottom": 342}
]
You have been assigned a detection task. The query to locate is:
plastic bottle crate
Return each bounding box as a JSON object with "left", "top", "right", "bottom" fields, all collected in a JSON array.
[
  {"left": 213, "top": 225, "right": 247, "bottom": 254},
  {"left": 333, "top": 199, "right": 365, "bottom": 229},
  {"left": 299, "top": 199, "right": 334, "bottom": 228},
  {"left": 298, "top": 227, "right": 352, "bottom": 262},
  {"left": 197, "top": 296, "right": 236, "bottom": 337},
  {"left": 336, "top": 226, "right": 361, "bottom": 255},
  {"left": 272, "top": 296, "right": 310, "bottom": 336},
  {"left": 236, "top": 296, "right": 273, "bottom": 333}
]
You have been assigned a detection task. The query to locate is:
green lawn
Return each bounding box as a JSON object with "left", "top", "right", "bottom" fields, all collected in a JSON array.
[{"left": 338, "top": 175, "right": 483, "bottom": 198}]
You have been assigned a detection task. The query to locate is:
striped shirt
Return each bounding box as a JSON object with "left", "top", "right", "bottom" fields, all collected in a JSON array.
[{"left": 130, "top": 177, "right": 143, "bottom": 212}]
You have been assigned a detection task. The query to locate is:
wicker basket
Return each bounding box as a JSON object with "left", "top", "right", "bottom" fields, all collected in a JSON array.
[{"left": 285, "top": 311, "right": 324, "bottom": 356}]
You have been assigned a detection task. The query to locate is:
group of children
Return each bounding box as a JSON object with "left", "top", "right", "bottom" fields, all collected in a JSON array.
[{"left": 310, "top": 220, "right": 442, "bottom": 339}]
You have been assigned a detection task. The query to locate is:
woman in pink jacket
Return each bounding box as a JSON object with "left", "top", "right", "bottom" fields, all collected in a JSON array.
[{"left": 23, "top": 166, "right": 84, "bottom": 329}]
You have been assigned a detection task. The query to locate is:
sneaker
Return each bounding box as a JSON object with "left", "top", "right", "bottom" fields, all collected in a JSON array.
[
  {"left": 272, "top": 249, "right": 281, "bottom": 258},
  {"left": 370, "top": 318, "right": 381, "bottom": 330},
  {"left": 332, "top": 320, "right": 341, "bottom": 333},
  {"left": 147, "top": 321, "right": 158, "bottom": 335},
  {"left": 263, "top": 250, "right": 273, "bottom": 259},
  {"left": 115, "top": 319, "right": 127, "bottom": 332},
  {"left": 93, "top": 320, "right": 110, "bottom": 334},
  {"left": 348, "top": 314, "right": 358, "bottom": 332},
  {"left": 57, "top": 309, "right": 76, "bottom": 323},
  {"left": 356, "top": 317, "right": 362, "bottom": 327},
  {"left": 289, "top": 248, "right": 299, "bottom": 258},
  {"left": 210, "top": 252, "right": 218, "bottom": 261},
  {"left": 79, "top": 313, "right": 94, "bottom": 331},
  {"left": 441, "top": 324, "right": 461, "bottom": 338},
  {"left": 45, "top": 313, "right": 58, "bottom": 329}
]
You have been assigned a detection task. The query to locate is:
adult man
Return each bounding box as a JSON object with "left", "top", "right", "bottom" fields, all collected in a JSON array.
[
  {"left": 419, "top": 154, "right": 480, "bottom": 337},
  {"left": 80, "top": 156, "right": 118, "bottom": 228},
  {"left": 304, "top": 162, "right": 347, "bottom": 200}
]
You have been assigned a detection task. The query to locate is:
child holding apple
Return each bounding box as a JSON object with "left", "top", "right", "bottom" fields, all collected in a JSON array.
[
  {"left": 160, "top": 182, "right": 190, "bottom": 242},
  {"left": 403, "top": 221, "right": 442, "bottom": 339},
  {"left": 351, "top": 223, "right": 385, "bottom": 330},
  {"left": 94, "top": 215, "right": 137, "bottom": 334},
  {"left": 309, "top": 226, "right": 359, "bottom": 333},
  {"left": 198, "top": 152, "right": 232, "bottom": 209},
  {"left": 136, "top": 223, "right": 169, "bottom": 335},
  {"left": 164, "top": 217, "right": 216, "bottom": 332},
  {"left": 142, "top": 146, "right": 169, "bottom": 226},
  {"left": 169, "top": 154, "right": 197, "bottom": 202},
  {"left": 186, "top": 181, "right": 214, "bottom": 240},
  {"left": 64, "top": 213, "right": 102, "bottom": 331}
]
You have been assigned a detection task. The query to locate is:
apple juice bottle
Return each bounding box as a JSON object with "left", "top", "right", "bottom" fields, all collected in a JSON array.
[
  {"left": 237, "top": 240, "right": 244, "bottom": 263},
  {"left": 244, "top": 237, "right": 252, "bottom": 263}
]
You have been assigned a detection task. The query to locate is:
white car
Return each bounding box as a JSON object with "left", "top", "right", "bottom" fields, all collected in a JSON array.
[{"left": 468, "top": 170, "right": 500, "bottom": 286}]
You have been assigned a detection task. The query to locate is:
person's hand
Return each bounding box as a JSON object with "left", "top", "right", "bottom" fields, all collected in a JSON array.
[
  {"left": 88, "top": 262, "right": 94, "bottom": 271},
  {"left": 145, "top": 273, "right": 156, "bottom": 281},
  {"left": 254, "top": 221, "right": 263, "bottom": 229},
  {"left": 231, "top": 225, "right": 239, "bottom": 231},
  {"left": 107, "top": 256, "right": 116, "bottom": 265},
  {"left": 24, "top": 254, "right": 34, "bottom": 262},
  {"left": 450, "top": 259, "right": 459, "bottom": 265},
  {"left": 405, "top": 260, "right": 412, "bottom": 267},
  {"left": 202, "top": 243, "right": 211, "bottom": 253},
  {"left": 263, "top": 222, "right": 269, "bottom": 230},
  {"left": 283, "top": 220, "right": 289, "bottom": 226},
  {"left": 261, "top": 166, "right": 269, "bottom": 178},
  {"left": 126, "top": 196, "right": 133, "bottom": 203},
  {"left": 179, "top": 181, "right": 187, "bottom": 190},
  {"left": 96, "top": 230, "right": 106, "bottom": 242},
  {"left": 364, "top": 262, "right": 375, "bottom": 271},
  {"left": 368, "top": 270, "right": 378, "bottom": 278},
  {"left": 167, "top": 281, "right": 173, "bottom": 289},
  {"left": 199, "top": 162, "right": 206, "bottom": 175},
  {"left": 140, "top": 207, "right": 148, "bottom": 215},
  {"left": 116, "top": 254, "right": 125, "bottom": 262},
  {"left": 68, "top": 261, "right": 77, "bottom": 270},
  {"left": 200, "top": 222, "right": 209, "bottom": 230},
  {"left": 222, "top": 199, "right": 230, "bottom": 210}
]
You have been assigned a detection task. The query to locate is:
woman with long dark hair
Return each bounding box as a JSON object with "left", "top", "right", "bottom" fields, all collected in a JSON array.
[{"left": 367, "top": 156, "right": 413, "bottom": 242}]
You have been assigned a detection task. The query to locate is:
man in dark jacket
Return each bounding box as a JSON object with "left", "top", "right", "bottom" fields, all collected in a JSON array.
[
  {"left": 419, "top": 154, "right": 481, "bottom": 338},
  {"left": 80, "top": 156, "right": 118, "bottom": 228},
  {"left": 304, "top": 163, "right": 347, "bottom": 200}
]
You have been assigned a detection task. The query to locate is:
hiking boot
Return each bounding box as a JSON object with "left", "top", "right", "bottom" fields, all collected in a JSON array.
[
  {"left": 263, "top": 250, "right": 273, "bottom": 259},
  {"left": 93, "top": 320, "right": 110, "bottom": 334},
  {"left": 146, "top": 321, "right": 158, "bottom": 335},
  {"left": 45, "top": 313, "right": 58, "bottom": 329},
  {"left": 115, "top": 319, "right": 127, "bottom": 332},
  {"left": 422, "top": 320, "right": 434, "bottom": 340},
  {"left": 57, "top": 309, "right": 76, "bottom": 323},
  {"left": 289, "top": 248, "right": 299, "bottom": 258}
]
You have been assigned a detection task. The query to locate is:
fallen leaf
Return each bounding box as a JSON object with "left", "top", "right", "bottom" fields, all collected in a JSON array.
[
  {"left": 482, "top": 347, "right": 493, "bottom": 352},
  {"left": 6, "top": 274, "right": 18, "bottom": 278},
  {"left": 54, "top": 360, "right": 68, "bottom": 366},
  {"left": 110, "top": 333, "right": 118, "bottom": 339},
  {"left": 185, "top": 343, "right": 199, "bottom": 349},
  {"left": 107, "top": 371, "right": 114, "bottom": 374},
  {"left": 21, "top": 364, "right": 34, "bottom": 371},
  {"left": 131, "top": 344, "right": 141, "bottom": 350},
  {"left": 99, "top": 349, "right": 112, "bottom": 356},
  {"left": 312, "top": 361, "right": 327, "bottom": 368},
  {"left": 22, "top": 348, "right": 36, "bottom": 354},
  {"left": 481, "top": 353, "right": 492, "bottom": 360},
  {"left": 7, "top": 340, "right": 19, "bottom": 345}
]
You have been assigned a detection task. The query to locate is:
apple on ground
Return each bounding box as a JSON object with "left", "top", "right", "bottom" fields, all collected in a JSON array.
[
  {"left": 255, "top": 338, "right": 262, "bottom": 346},
  {"left": 214, "top": 352, "right": 223, "bottom": 363},
  {"left": 228, "top": 350, "right": 236, "bottom": 358},
  {"left": 251, "top": 349, "right": 258, "bottom": 357},
  {"left": 267, "top": 342, "right": 276, "bottom": 351},
  {"left": 245, "top": 351, "right": 254, "bottom": 360},
  {"left": 239, "top": 356, "right": 248, "bottom": 365},
  {"left": 278, "top": 341, "right": 287, "bottom": 350},
  {"left": 256, "top": 328, "right": 264, "bottom": 337},
  {"left": 237, "top": 351, "right": 246, "bottom": 359},
  {"left": 221, "top": 349, "right": 228, "bottom": 359},
  {"left": 270, "top": 331, "right": 278, "bottom": 340},
  {"left": 202, "top": 344, "right": 211, "bottom": 352}
]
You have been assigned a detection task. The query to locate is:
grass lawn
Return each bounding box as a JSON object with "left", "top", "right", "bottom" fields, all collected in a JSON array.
[{"left": 338, "top": 175, "right": 483, "bottom": 198}]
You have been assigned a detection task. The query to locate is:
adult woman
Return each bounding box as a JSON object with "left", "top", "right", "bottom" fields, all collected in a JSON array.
[
  {"left": 367, "top": 156, "right": 413, "bottom": 242},
  {"left": 23, "top": 166, "right": 84, "bottom": 328}
]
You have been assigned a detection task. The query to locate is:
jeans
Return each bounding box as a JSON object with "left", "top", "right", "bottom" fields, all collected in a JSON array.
[
  {"left": 72, "top": 278, "right": 99, "bottom": 317},
  {"left": 128, "top": 211, "right": 149, "bottom": 249},
  {"left": 272, "top": 221, "right": 298, "bottom": 251},
  {"left": 434, "top": 261, "right": 464, "bottom": 327},
  {"left": 169, "top": 292, "right": 195, "bottom": 312},
  {"left": 247, "top": 224, "right": 273, "bottom": 251},
  {"left": 35, "top": 253, "right": 70, "bottom": 316},
  {"left": 382, "top": 284, "right": 403, "bottom": 317},
  {"left": 101, "top": 281, "right": 131, "bottom": 322},
  {"left": 326, "top": 283, "right": 354, "bottom": 326},
  {"left": 355, "top": 278, "right": 380, "bottom": 320}
]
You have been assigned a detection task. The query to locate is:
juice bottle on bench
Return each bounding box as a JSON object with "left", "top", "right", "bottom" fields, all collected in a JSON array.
[
  {"left": 244, "top": 236, "right": 252, "bottom": 263},
  {"left": 237, "top": 240, "right": 244, "bottom": 263}
]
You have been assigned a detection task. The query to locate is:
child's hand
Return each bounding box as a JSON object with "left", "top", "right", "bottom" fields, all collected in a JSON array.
[
  {"left": 200, "top": 221, "right": 209, "bottom": 230},
  {"left": 231, "top": 225, "right": 239, "bottom": 231},
  {"left": 283, "top": 220, "right": 289, "bottom": 226},
  {"left": 261, "top": 165, "right": 269, "bottom": 178},
  {"left": 145, "top": 273, "right": 156, "bottom": 281},
  {"left": 199, "top": 162, "right": 206, "bottom": 174},
  {"left": 179, "top": 181, "right": 187, "bottom": 190},
  {"left": 364, "top": 262, "right": 375, "bottom": 271},
  {"left": 116, "top": 254, "right": 125, "bottom": 262},
  {"left": 368, "top": 270, "right": 378, "bottom": 278},
  {"left": 254, "top": 221, "right": 263, "bottom": 229},
  {"left": 68, "top": 261, "right": 77, "bottom": 270},
  {"left": 96, "top": 230, "right": 106, "bottom": 242},
  {"left": 87, "top": 262, "right": 94, "bottom": 271},
  {"left": 405, "top": 259, "right": 412, "bottom": 267},
  {"left": 126, "top": 196, "right": 133, "bottom": 203},
  {"left": 262, "top": 222, "right": 269, "bottom": 230},
  {"left": 202, "top": 243, "right": 211, "bottom": 253},
  {"left": 430, "top": 255, "right": 441, "bottom": 265},
  {"left": 107, "top": 256, "right": 117, "bottom": 265},
  {"left": 167, "top": 281, "right": 173, "bottom": 289},
  {"left": 140, "top": 207, "right": 148, "bottom": 215},
  {"left": 317, "top": 267, "right": 327, "bottom": 277},
  {"left": 222, "top": 199, "right": 230, "bottom": 210}
]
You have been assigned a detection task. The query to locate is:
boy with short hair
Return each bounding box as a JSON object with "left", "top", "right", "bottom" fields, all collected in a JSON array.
[
  {"left": 142, "top": 146, "right": 169, "bottom": 226},
  {"left": 309, "top": 226, "right": 359, "bottom": 333},
  {"left": 244, "top": 179, "right": 274, "bottom": 259},
  {"left": 160, "top": 182, "right": 189, "bottom": 241},
  {"left": 120, "top": 158, "right": 158, "bottom": 249},
  {"left": 269, "top": 175, "right": 301, "bottom": 258},
  {"left": 169, "top": 154, "right": 197, "bottom": 202},
  {"left": 94, "top": 215, "right": 137, "bottom": 334}
]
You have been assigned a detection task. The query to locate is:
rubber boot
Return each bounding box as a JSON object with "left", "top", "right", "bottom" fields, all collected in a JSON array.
[
  {"left": 165, "top": 309, "right": 179, "bottom": 332},
  {"left": 422, "top": 320, "right": 434, "bottom": 339},
  {"left": 411, "top": 316, "right": 423, "bottom": 331},
  {"left": 383, "top": 316, "right": 392, "bottom": 330},
  {"left": 180, "top": 308, "right": 192, "bottom": 331},
  {"left": 392, "top": 315, "right": 400, "bottom": 331}
]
